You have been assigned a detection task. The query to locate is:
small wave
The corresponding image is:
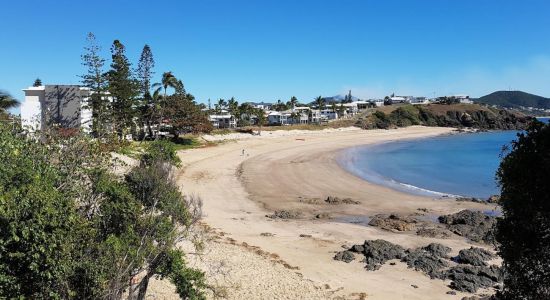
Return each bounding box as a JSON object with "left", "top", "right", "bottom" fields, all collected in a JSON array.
[{"left": 391, "top": 180, "right": 463, "bottom": 198}]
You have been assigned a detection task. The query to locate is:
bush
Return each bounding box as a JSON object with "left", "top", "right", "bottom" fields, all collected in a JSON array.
[
  {"left": 142, "top": 140, "right": 181, "bottom": 166},
  {"left": 496, "top": 120, "right": 550, "bottom": 299}
]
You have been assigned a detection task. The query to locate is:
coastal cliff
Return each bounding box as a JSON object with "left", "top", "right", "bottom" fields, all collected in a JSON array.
[{"left": 356, "top": 103, "right": 533, "bottom": 130}]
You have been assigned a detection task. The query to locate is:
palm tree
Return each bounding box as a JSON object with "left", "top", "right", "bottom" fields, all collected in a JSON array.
[
  {"left": 153, "top": 71, "right": 179, "bottom": 99},
  {"left": 289, "top": 96, "right": 298, "bottom": 110},
  {"left": 227, "top": 97, "right": 238, "bottom": 115},
  {"left": 0, "top": 91, "right": 19, "bottom": 114},
  {"left": 314, "top": 96, "right": 325, "bottom": 124}
]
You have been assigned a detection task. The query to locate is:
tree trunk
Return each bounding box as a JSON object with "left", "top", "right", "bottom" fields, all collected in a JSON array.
[{"left": 136, "top": 272, "right": 153, "bottom": 300}]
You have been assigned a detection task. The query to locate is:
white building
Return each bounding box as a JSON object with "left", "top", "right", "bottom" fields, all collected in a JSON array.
[
  {"left": 209, "top": 114, "right": 236, "bottom": 128},
  {"left": 410, "top": 97, "right": 430, "bottom": 105},
  {"left": 21, "top": 85, "right": 92, "bottom": 133}
]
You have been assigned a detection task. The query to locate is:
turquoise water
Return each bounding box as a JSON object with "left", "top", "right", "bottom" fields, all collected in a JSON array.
[{"left": 338, "top": 131, "right": 520, "bottom": 198}]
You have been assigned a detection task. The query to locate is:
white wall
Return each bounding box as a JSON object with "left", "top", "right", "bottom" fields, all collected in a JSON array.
[{"left": 21, "top": 87, "right": 44, "bottom": 132}]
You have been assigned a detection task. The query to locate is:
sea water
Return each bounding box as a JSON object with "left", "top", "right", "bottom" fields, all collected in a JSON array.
[
  {"left": 339, "top": 118, "right": 549, "bottom": 198},
  {"left": 338, "top": 131, "right": 520, "bottom": 198}
]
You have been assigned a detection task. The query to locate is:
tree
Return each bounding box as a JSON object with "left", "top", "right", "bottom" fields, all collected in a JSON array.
[
  {"left": 289, "top": 96, "right": 298, "bottom": 109},
  {"left": 0, "top": 90, "right": 18, "bottom": 115},
  {"left": 314, "top": 95, "right": 325, "bottom": 110},
  {"left": 496, "top": 120, "right": 550, "bottom": 299},
  {"left": 254, "top": 108, "right": 266, "bottom": 135},
  {"left": 81, "top": 32, "right": 109, "bottom": 138},
  {"left": 154, "top": 71, "right": 180, "bottom": 99},
  {"left": 106, "top": 39, "right": 139, "bottom": 139},
  {"left": 33, "top": 78, "right": 42, "bottom": 87},
  {"left": 162, "top": 93, "right": 213, "bottom": 136},
  {"left": 136, "top": 44, "right": 155, "bottom": 96},
  {"left": 227, "top": 97, "right": 238, "bottom": 115},
  {"left": 0, "top": 124, "right": 207, "bottom": 299},
  {"left": 384, "top": 96, "right": 392, "bottom": 106}
]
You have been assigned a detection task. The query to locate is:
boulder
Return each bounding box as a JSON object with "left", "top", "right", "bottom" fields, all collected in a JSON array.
[
  {"left": 402, "top": 243, "right": 451, "bottom": 278},
  {"left": 334, "top": 250, "right": 355, "bottom": 263},
  {"left": 438, "top": 210, "right": 496, "bottom": 243},
  {"left": 369, "top": 214, "right": 418, "bottom": 232},
  {"left": 454, "top": 247, "right": 496, "bottom": 266},
  {"left": 361, "top": 239, "right": 406, "bottom": 270},
  {"left": 444, "top": 265, "right": 503, "bottom": 293}
]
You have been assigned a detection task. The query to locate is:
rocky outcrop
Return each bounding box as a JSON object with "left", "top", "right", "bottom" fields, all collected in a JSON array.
[
  {"left": 266, "top": 210, "right": 302, "bottom": 219},
  {"left": 335, "top": 239, "right": 503, "bottom": 293},
  {"left": 402, "top": 243, "right": 452, "bottom": 278},
  {"left": 334, "top": 250, "right": 355, "bottom": 263},
  {"left": 324, "top": 196, "right": 360, "bottom": 205},
  {"left": 454, "top": 247, "right": 496, "bottom": 266},
  {"left": 345, "top": 239, "right": 406, "bottom": 270},
  {"left": 443, "top": 265, "right": 503, "bottom": 293},
  {"left": 368, "top": 214, "right": 418, "bottom": 232},
  {"left": 438, "top": 210, "right": 497, "bottom": 244}
]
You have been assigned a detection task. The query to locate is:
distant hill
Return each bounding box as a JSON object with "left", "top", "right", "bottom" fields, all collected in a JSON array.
[
  {"left": 323, "top": 94, "right": 360, "bottom": 104},
  {"left": 475, "top": 91, "right": 550, "bottom": 109}
]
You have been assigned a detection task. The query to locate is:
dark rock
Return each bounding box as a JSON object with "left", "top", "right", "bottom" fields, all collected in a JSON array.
[
  {"left": 334, "top": 250, "right": 355, "bottom": 263},
  {"left": 446, "top": 291, "right": 457, "bottom": 295},
  {"left": 444, "top": 264, "right": 503, "bottom": 293},
  {"left": 315, "top": 212, "right": 331, "bottom": 219},
  {"left": 361, "top": 239, "right": 406, "bottom": 270},
  {"left": 422, "top": 243, "right": 452, "bottom": 258},
  {"left": 325, "top": 196, "right": 360, "bottom": 205},
  {"left": 369, "top": 214, "right": 418, "bottom": 232},
  {"left": 402, "top": 244, "right": 451, "bottom": 278},
  {"left": 454, "top": 247, "right": 496, "bottom": 266},
  {"left": 266, "top": 210, "right": 302, "bottom": 219},
  {"left": 350, "top": 244, "right": 365, "bottom": 253},
  {"left": 438, "top": 210, "right": 496, "bottom": 243},
  {"left": 416, "top": 226, "right": 453, "bottom": 239},
  {"left": 411, "top": 284, "right": 418, "bottom": 289}
]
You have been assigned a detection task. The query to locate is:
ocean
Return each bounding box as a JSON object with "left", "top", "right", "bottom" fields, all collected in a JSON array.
[{"left": 338, "top": 118, "right": 549, "bottom": 198}]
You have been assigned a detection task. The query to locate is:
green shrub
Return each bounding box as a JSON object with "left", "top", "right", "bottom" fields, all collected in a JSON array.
[{"left": 142, "top": 140, "right": 181, "bottom": 166}]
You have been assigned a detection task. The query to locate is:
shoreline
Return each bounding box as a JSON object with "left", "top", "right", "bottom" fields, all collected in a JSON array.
[{"left": 152, "top": 126, "right": 497, "bottom": 299}]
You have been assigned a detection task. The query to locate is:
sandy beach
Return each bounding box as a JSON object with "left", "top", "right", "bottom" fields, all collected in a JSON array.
[{"left": 148, "top": 126, "right": 497, "bottom": 299}]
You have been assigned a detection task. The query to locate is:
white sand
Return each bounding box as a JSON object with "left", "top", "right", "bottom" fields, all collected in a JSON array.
[{"left": 148, "top": 126, "right": 495, "bottom": 299}]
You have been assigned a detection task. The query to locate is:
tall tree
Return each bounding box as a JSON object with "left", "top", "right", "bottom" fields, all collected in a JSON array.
[
  {"left": 80, "top": 32, "right": 108, "bottom": 137},
  {"left": 496, "top": 121, "right": 550, "bottom": 299},
  {"left": 289, "top": 96, "right": 298, "bottom": 109},
  {"left": 0, "top": 90, "right": 19, "bottom": 115},
  {"left": 136, "top": 44, "right": 155, "bottom": 96},
  {"left": 153, "top": 71, "right": 179, "bottom": 99},
  {"left": 227, "top": 97, "right": 238, "bottom": 115},
  {"left": 162, "top": 93, "right": 213, "bottom": 136},
  {"left": 33, "top": 78, "right": 42, "bottom": 87},
  {"left": 106, "top": 39, "right": 139, "bottom": 139}
]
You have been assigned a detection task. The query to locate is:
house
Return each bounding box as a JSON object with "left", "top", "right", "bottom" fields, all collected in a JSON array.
[
  {"left": 209, "top": 114, "right": 236, "bottom": 128},
  {"left": 21, "top": 85, "right": 93, "bottom": 133},
  {"left": 247, "top": 101, "right": 273, "bottom": 111},
  {"left": 267, "top": 111, "right": 290, "bottom": 125},
  {"left": 410, "top": 97, "right": 430, "bottom": 105},
  {"left": 454, "top": 95, "right": 472, "bottom": 104},
  {"left": 320, "top": 109, "right": 338, "bottom": 120}
]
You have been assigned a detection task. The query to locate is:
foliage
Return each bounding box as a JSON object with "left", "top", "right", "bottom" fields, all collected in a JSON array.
[
  {"left": 80, "top": 32, "right": 109, "bottom": 138},
  {"left": 33, "top": 78, "right": 42, "bottom": 87},
  {"left": 496, "top": 120, "right": 550, "bottom": 299},
  {"left": 0, "top": 125, "right": 206, "bottom": 299},
  {"left": 162, "top": 94, "right": 213, "bottom": 136},
  {"left": 106, "top": 39, "right": 140, "bottom": 138},
  {"left": 141, "top": 139, "right": 182, "bottom": 167},
  {"left": 136, "top": 45, "right": 155, "bottom": 95},
  {"left": 0, "top": 90, "right": 19, "bottom": 114}
]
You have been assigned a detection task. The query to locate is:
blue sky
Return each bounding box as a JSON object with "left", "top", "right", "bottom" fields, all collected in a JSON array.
[{"left": 2, "top": 0, "right": 550, "bottom": 113}]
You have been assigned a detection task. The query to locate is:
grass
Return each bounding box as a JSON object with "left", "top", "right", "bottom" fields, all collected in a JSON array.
[{"left": 114, "top": 135, "right": 215, "bottom": 157}]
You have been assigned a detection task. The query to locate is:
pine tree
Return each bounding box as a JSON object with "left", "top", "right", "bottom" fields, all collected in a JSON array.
[
  {"left": 136, "top": 44, "right": 155, "bottom": 96},
  {"left": 33, "top": 78, "right": 42, "bottom": 87},
  {"left": 106, "top": 40, "right": 139, "bottom": 139},
  {"left": 80, "top": 32, "right": 108, "bottom": 137}
]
